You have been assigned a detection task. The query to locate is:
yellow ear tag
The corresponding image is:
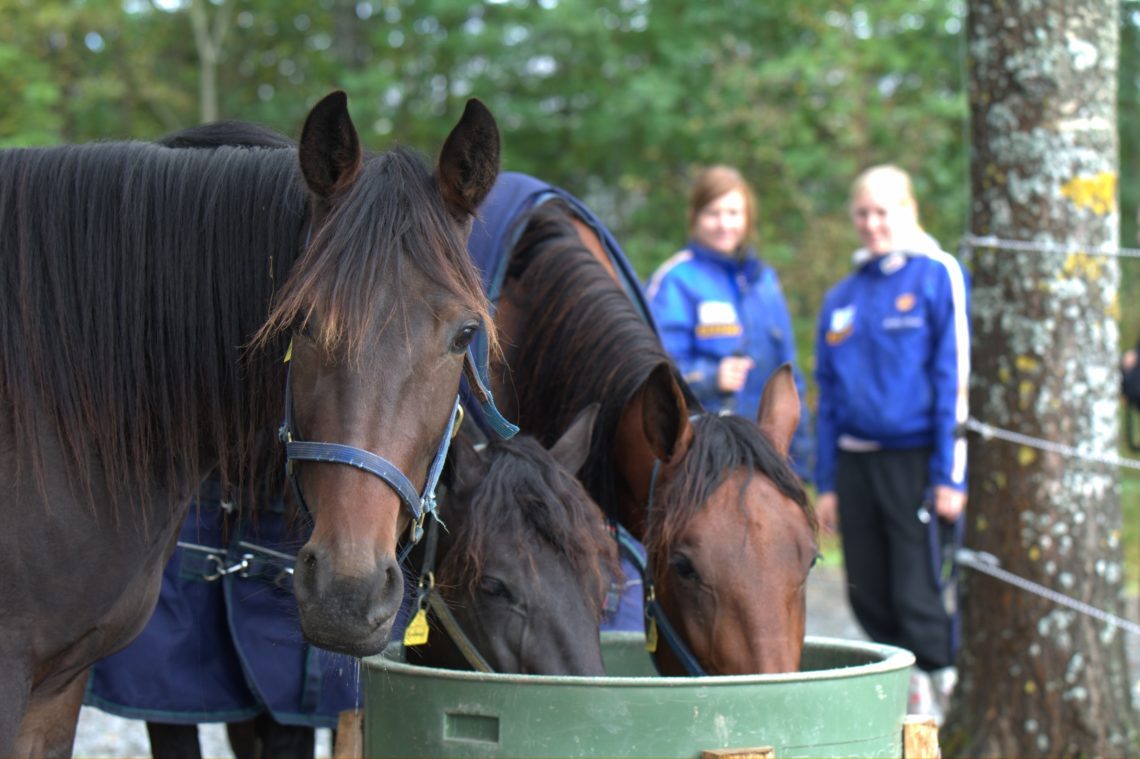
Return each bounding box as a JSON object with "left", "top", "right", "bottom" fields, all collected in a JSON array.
[
  {"left": 645, "top": 617, "right": 658, "bottom": 653},
  {"left": 403, "top": 608, "right": 430, "bottom": 647},
  {"left": 283, "top": 339, "right": 293, "bottom": 364}
]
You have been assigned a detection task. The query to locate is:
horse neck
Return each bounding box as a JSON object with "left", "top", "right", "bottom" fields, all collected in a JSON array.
[{"left": 494, "top": 249, "right": 665, "bottom": 521}]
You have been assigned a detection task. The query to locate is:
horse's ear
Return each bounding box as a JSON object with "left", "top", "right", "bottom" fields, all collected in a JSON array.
[
  {"left": 435, "top": 98, "right": 500, "bottom": 223},
  {"left": 549, "top": 403, "right": 599, "bottom": 476},
  {"left": 298, "top": 91, "right": 363, "bottom": 200},
  {"left": 445, "top": 432, "right": 486, "bottom": 493},
  {"left": 641, "top": 364, "right": 693, "bottom": 464},
  {"left": 757, "top": 363, "right": 800, "bottom": 456}
]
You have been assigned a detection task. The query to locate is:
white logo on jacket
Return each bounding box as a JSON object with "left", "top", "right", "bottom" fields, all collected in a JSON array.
[
  {"left": 698, "top": 301, "right": 737, "bottom": 325},
  {"left": 826, "top": 305, "right": 856, "bottom": 345}
]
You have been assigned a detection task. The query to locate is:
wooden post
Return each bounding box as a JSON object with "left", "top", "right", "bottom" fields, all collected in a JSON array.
[
  {"left": 333, "top": 709, "right": 364, "bottom": 759},
  {"left": 902, "top": 715, "right": 940, "bottom": 759},
  {"left": 700, "top": 748, "right": 775, "bottom": 759}
]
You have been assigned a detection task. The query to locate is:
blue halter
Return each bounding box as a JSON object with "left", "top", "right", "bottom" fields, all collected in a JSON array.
[
  {"left": 278, "top": 345, "right": 517, "bottom": 547},
  {"left": 622, "top": 459, "right": 709, "bottom": 677}
]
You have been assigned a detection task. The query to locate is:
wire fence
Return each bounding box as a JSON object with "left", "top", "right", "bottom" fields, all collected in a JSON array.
[{"left": 941, "top": 233, "right": 1140, "bottom": 634}]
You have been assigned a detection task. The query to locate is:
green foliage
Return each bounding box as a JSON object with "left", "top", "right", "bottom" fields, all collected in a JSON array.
[
  {"left": 1120, "top": 411, "right": 1140, "bottom": 594},
  {"left": 1120, "top": 1, "right": 1140, "bottom": 349}
]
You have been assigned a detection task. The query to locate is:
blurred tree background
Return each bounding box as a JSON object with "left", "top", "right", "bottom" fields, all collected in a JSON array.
[
  {"left": 1, "top": 0, "right": 1137, "bottom": 405},
  {"left": 0, "top": 0, "right": 966, "bottom": 365}
]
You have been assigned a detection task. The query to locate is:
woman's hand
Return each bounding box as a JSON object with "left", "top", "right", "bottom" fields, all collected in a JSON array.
[
  {"left": 716, "top": 355, "right": 754, "bottom": 393},
  {"left": 815, "top": 491, "right": 839, "bottom": 535},
  {"left": 934, "top": 485, "right": 966, "bottom": 522}
]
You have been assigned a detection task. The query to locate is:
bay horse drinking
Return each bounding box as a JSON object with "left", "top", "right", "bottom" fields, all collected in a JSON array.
[
  {"left": 404, "top": 405, "right": 617, "bottom": 675},
  {"left": 0, "top": 91, "right": 501, "bottom": 757},
  {"left": 469, "top": 176, "right": 819, "bottom": 676}
]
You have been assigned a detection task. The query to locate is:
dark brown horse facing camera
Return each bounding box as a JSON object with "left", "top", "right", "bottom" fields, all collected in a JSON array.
[{"left": 0, "top": 92, "right": 500, "bottom": 757}]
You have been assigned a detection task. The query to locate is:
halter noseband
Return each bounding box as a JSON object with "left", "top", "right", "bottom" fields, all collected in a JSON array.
[{"left": 278, "top": 344, "right": 517, "bottom": 548}]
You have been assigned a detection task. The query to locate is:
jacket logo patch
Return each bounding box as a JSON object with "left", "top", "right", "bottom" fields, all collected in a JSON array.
[
  {"left": 696, "top": 301, "right": 741, "bottom": 339},
  {"left": 826, "top": 305, "right": 855, "bottom": 345},
  {"left": 895, "top": 293, "right": 916, "bottom": 312},
  {"left": 698, "top": 300, "right": 738, "bottom": 325}
]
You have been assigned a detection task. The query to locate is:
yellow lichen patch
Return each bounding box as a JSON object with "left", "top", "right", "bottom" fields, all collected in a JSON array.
[
  {"left": 976, "top": 515, "right": 989, "bottom": 532},
  {"left": 1060, "top": 252, "right": 1104, "bottom": 281},
  {"left": 1015, "top": 355, "right": 1040, "bottom": 373},
  {"left": 999, "top": 366, "right": 1012, "bottom": 384},
  {"left": 1029, "top": 545, "right": 1041, "bottom": 561},
  {"left": 1060, "top": 171, "right": 1117, "bottom": 215},
  {"left": 1018, "top": 380, "right": 1035, "bottom": 410},
  {"left": 1019, "top": 446, "right": 1037, "bottom": 466},
  {"left": 1025, "top": 680, "right": 1037, "bottom": 696},
  {"left": 1108, "top": 297, "right": 1120, "bottom": 321}
]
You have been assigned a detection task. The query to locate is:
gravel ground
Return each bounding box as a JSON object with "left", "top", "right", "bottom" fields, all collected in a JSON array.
[
  {"left": 71, "top": 559, "right": 1138, "bottom": 758},
  {"left": 71, "top": 715, "right": 335, "bottom": 759}
]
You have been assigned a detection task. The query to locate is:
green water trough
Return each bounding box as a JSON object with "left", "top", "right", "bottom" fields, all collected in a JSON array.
[{"left": 362, "top": 632, "right": 915, "bottom": 758}]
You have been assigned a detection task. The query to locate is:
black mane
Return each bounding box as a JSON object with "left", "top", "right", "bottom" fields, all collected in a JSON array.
[
  {"left": 0, "top": 141, "right": 303, "bottom": 511},
  {"left": 440, "top": 434, "right": 618, "bottom": 614}
]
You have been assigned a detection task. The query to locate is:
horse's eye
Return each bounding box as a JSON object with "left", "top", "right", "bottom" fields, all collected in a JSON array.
[
  {"left": 670, "top": 553, "right": 700, "bottom": 583},
  {"left": 450, "top": 323, "right": 478, "bottom": 354},
  {"left": 478, "top": 575, "right": 513, "bottom": 601}
]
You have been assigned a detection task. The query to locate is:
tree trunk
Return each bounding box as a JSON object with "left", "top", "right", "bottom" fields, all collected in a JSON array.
[
  {"left": 948, "top": 1, "right": 1138, "bottom": 756},
  {"left": 188, "top": 0, "right": 232, "bottom": 124}
]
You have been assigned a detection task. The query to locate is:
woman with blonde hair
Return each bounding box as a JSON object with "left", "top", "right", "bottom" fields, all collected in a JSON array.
[{"left": 814, "top": 164, "right": 970, "bottom": 723}]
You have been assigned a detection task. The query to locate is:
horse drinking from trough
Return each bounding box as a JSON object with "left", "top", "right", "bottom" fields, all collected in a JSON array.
[
  {"left": 403, "top": 404, "right": 618, "bottom": 676},
  {"left": 469, "top": 175, "right": 819, "bottom": 676},
  {"left": 0, "top": 91, "right": 501, "bottom": 757}
]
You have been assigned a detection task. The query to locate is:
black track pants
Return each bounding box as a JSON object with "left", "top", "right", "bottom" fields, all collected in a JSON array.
[{"left": 836, "top": 447, "right": 955, "bottom": 671}]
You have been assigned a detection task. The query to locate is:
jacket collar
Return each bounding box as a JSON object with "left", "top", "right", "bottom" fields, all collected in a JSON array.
[
  {"left": 688, "top": 241, "right": 764, "bottom": 283},
  {"left": 852, "top": 230, "right": 944, "bottom": 274}
]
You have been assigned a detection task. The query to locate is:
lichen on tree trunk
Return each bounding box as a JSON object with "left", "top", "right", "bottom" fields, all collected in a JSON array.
[{"left": 949, "top": 1, "right": 1138, "bottom": 756}]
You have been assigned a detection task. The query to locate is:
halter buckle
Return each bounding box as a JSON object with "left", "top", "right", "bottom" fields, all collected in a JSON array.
[{"left": 411, "top": 505, "right": 429, "bottom": 544}]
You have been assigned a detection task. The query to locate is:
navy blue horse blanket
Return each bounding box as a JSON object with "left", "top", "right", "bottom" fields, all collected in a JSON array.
[{"left": 85, "top": 481, "right": 359, "bottom": 727}]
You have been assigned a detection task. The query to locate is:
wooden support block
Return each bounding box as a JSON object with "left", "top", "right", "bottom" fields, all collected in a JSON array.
[
  {"left": 334, "top": 709, "right": 364, "bottom": 759},
  {"left": 700, "top": 748, "right": 775, "bottom": 759},
  {"left": 902, "top": 715, "right": 940, "bottom": 759}
]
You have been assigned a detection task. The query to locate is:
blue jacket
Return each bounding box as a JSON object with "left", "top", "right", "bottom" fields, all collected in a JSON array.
[
  {"left": 647, "top": 243, "right": 814, "bottom": 481},
  {"left": 814, "top": 240, "right": 970, "bottom": 495}
]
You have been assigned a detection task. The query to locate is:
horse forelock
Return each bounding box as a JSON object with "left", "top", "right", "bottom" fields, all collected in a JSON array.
[
  {"left": 442, "top": 436, "right": 618, "bottom": 614},
  {"left": 506, "top": 202, "right": 670, "bottom": 515},
  {"left": 0, "top": 141, "right": 304, "bottom": 516},
  {"left": 646, "top": 413, "right": 816, "bottom": 566},
  {"left": 257, "top": 147, "right": 494, "bottom": 364}
]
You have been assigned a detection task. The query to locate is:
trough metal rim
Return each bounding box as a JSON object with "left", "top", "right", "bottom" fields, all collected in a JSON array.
[{"left": 364, "top": 633, "right": 915, "bottom": 687}]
